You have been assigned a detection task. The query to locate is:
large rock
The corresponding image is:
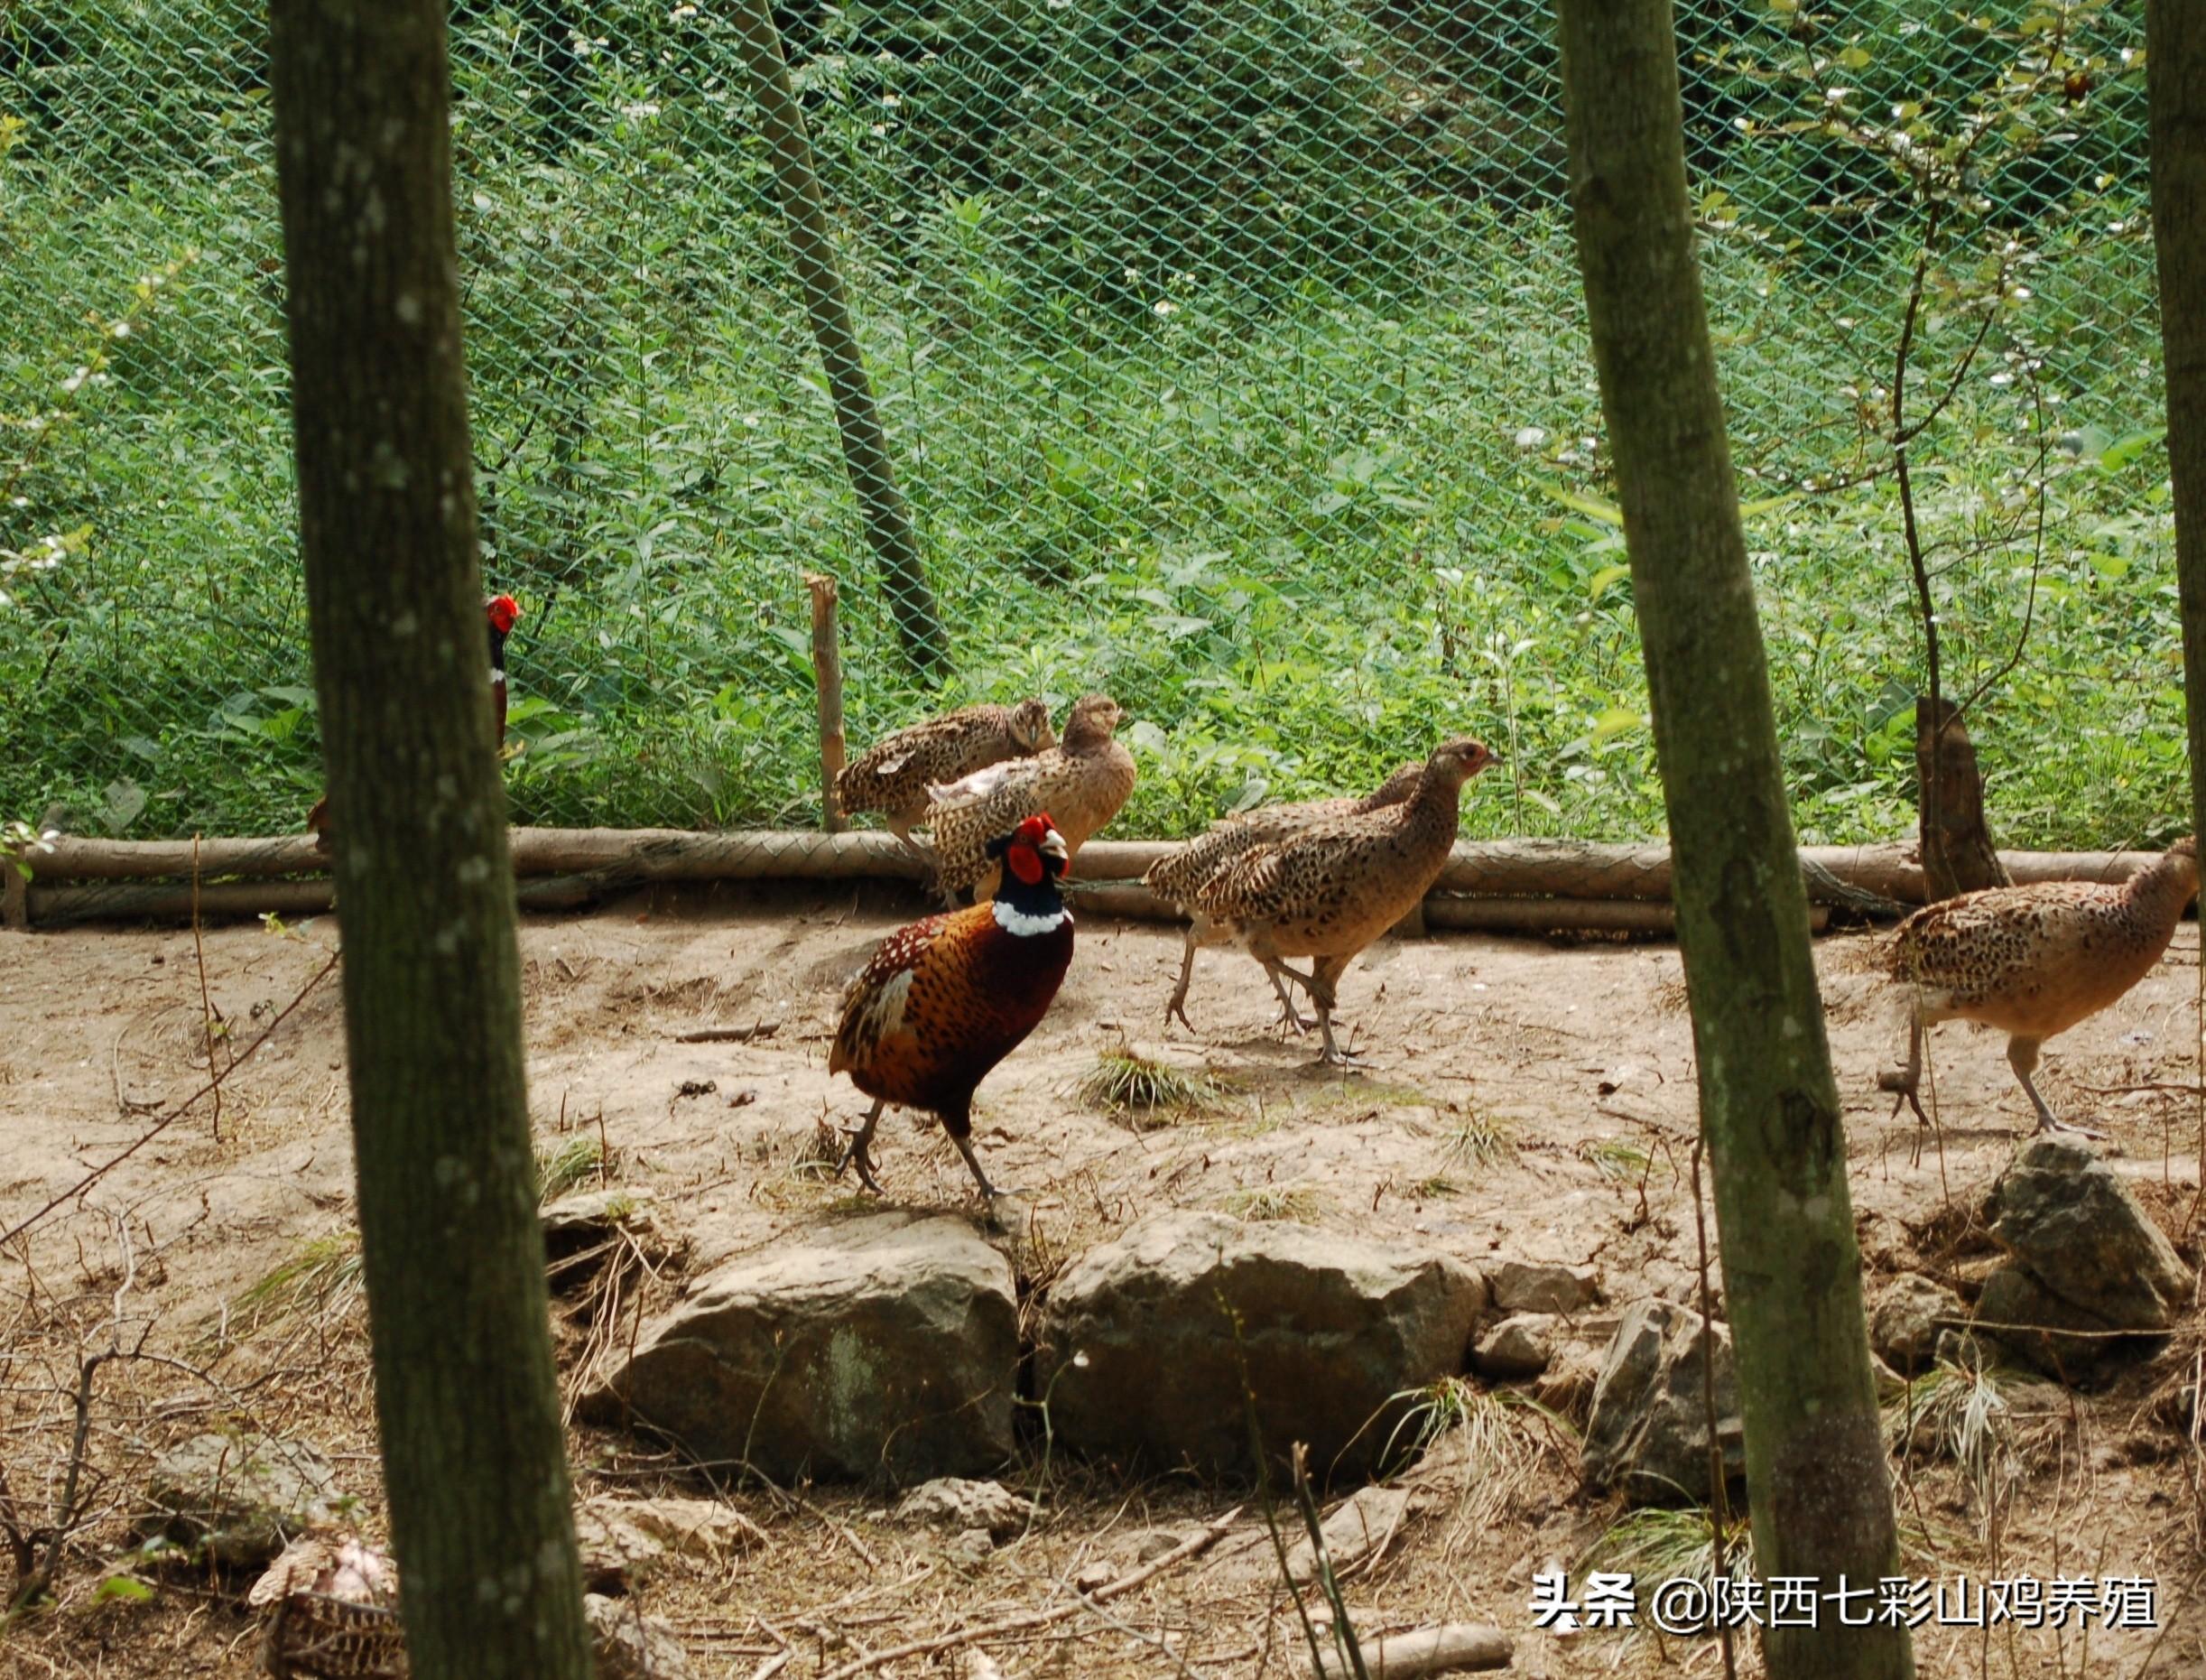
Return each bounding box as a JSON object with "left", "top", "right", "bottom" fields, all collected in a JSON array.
[
  {"left": 1871, "top": 1274, "right": 1965, "bottom": 1376},
  {"left": 583, "top": 1212, "right": 1017, "bottom": 1484},
  {"left": 141, "top": 1434, "right": 343, "bottom": 1567},
  {"left": 1581, "top": 1300, "right": 1744, "bottom": 1505},
  {"left": 1986, "top": 1138, "right": 2193, "bottom": 1332},
  {"left": 1035, "top": 1212, "right": 1485, "bottom": 1480}
]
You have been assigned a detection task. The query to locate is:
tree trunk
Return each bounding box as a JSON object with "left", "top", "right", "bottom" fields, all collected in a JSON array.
[
  {"left": 1553, "top": 6, "right": 1912, "bottom": 1678},
  {"left": 1914, "top": 698, "right": 2010, "bottom": 898},
  {"left": 265, "top": 5, "right": 594, "bottom": 1678},
  {"left": 2150, "top": 2, "right": 2206, "bottom": 856},
  {"left": 728, "top": 0, "right": 949, "bottom": 676}
]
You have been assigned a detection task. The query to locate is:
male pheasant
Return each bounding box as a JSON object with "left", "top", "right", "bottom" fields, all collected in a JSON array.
[
  {"left": 836, "top": 698, "right": 1055, "bottom": 868},
  {"left": 307, "top": 592, "right": 521, "bottom": 856},
  {"left": 1883, "top": 837, "right": 2199, "bottom": 1136},
  {"left": 829, "top": 812, "right": 1074, "bottom": 1201},
  {"left": 1176, "top": 738, "right": 1494, "bottom": 1064},
  {"left": 925, "top": 693, "right": 1135, "bottom": 905},
  {"left": 1145, "top": 759, "right": 1423, "bottom": 1031}
]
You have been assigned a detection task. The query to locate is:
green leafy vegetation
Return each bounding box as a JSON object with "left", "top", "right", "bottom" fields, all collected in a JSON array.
[{"left": 2, "top": 2, "right": 2176, "bottom": 848}]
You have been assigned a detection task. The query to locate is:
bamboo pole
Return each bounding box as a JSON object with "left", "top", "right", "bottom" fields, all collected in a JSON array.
[
  {"left": 727, "top": 0, "right": 946, "bottom": 674},
  {"left": 808, "top": 573, "right": 848, "bottom": 832}
]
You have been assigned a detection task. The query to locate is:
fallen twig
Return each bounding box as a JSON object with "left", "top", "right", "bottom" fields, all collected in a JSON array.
[
  {"left": 811, "top": 1507, "right": 1242, "bottom": 1680},
  {"left": 674, "top": 1020, "right": 782, "bottom": 1044}
]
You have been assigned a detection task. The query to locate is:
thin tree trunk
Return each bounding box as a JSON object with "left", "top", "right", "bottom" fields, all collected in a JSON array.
[
  {"left": 728, "top": 0, "right": 948, "bottom": 676},
  {"left": 265, "top": 5, "right": 593, "bottom": 1677},
  {"left": 2150, "top": 2, "right": 2206, "bottom": 855},
  {"left": 1914, "top": 698, "right": 2010, "bottom": 898},
  {"left": 1553, "top": 6, "right": 1912, "bottom": 1677}
]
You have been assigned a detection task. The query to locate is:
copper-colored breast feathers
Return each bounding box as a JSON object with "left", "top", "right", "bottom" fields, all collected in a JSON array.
[
  {"left": 830, "top": 905, "right": 1074, "bottom": 1111},
  {"left": 836, "top": 700, "right": 1055, "bottom": 823}
]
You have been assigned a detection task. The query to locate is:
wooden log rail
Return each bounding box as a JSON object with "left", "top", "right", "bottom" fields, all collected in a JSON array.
[{"left": 4, "top": 829, "right": 2166, "bottom": 933}]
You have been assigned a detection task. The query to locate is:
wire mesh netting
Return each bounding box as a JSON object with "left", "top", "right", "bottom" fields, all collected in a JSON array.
[{"left": 0, "top": 0, "right": 2178, "bottom": 849}]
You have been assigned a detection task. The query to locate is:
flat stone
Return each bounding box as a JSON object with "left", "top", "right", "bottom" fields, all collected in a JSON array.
[
  {"left": 1036, "top": 1212, "right": 1486, "bottom": 1480},
  {"left": 1488, "top": 1260, "right": 1599, "bottom": 1316},
  {"left": 892, "top": 1478, "right": 1034, "bottom": 1541},
  {"left": 141, "top": 1434, "right": 343, "bottom": 1567},
  {"left": 583, "top": 1211, "right": 1017, "bottom": 1484},
  {"left": 586, "top": 1592, "right": 693, "bottom": 1680}
]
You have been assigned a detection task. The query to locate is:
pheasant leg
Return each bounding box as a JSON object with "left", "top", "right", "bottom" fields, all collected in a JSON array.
[
  {"left": 1163, "top": 929, "right": 1200, "bottom": 1032},
  {"left": 838, "top": 1099, "right": 887, "bottom": 1193},
  {"left": 1313, "top": 1005, "right": 1368, "bottom": 1069},
  {"left": 949, "top": 1129, "right": 1026, "bottom": 1202},
  {"left": 1262, "top": 960, "right": 1317, "bottom": 1033},
  {"left": 1879, "top": 1008, "right": 1931, "bottom": 1127},
  {"left": 2009, "top": 1036, "right": 2105, "bottom": 1140}
]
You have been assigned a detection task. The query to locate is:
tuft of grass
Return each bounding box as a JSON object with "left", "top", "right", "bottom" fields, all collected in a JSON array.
[
  {"left": 1441, "top": 1110, "right": 1513, "bottom": 1167},
  {"left": 1368, "top": 1378, "right": 1571, "bottom": 1536},
  {"left": 223, "top": 1230, "right": 366, "bottom": 1341},
  {"left": 1410, "top": 1174, "right": 1460, "bottom": 1199},
  {"left": 1079, "top": 1049, "right": 1219, "bottom": 1125},
  {"left": 1225, "top": 1184, "right": 1324, "bottom": 1223},
  {"left": 1580, "top": 1506, "right": 1755, "bottom": 1612},
  {"left": 535, "top": 1137, "right": 606, "bottom": 1202},
  {"left": 1883, "top": 1357, "right": 2059, "bottom": 1530},
  {"left": 1579, "top": 1137, "right": 1648, "bottom": 1183}
]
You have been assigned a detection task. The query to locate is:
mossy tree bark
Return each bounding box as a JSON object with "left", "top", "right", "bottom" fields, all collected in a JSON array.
[
  {"left": 729, "top": 0, "right": 948, "bottom": 677},
  {"left": 2150, "top": 2, "right": 2206, "bottom": 852},
  {"left": 1554, "top": 6, "right": 1912, "bottom": 1676},
  {"left": 266, "top": 5, "right": 593, "bottom": 1676}
]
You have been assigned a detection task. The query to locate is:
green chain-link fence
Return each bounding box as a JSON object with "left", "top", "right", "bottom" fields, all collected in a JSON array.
[{"left": 0, "top": 1, "right": 2179, "bottom": 850}]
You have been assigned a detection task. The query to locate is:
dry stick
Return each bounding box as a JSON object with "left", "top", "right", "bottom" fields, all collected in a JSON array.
[
  {"left": 1689, "top": 1137, "right": 1738, "bottom": 1680},
  {"left": 190, "top": 835, "right": 222, "bottom": 1144},
  {"left": 810, "top": 1508, "right": 1241, "bottom": 1680},
  {"left": 0, "top": 950, "right": 341, "bottom": 1250},
  {"left": 10, "top": 1349, "right": 114, "bottom": 1610},
  {"left": 808, "top": 573, "right": 847, "bottom": 833}
]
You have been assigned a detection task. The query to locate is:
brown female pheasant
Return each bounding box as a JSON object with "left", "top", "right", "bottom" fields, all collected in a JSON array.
[
  {"left": 1177, "top": 738, "right": 1495, "bottom": 1064},
  {"left": 248, "top": 1532, "right": 404, "bottom": 1677},
  {"left": 835, "top": 698, "right": 1056, "bottom": 867},
  {"left": 1145, "top": 759, "right": 1423, "bottom": 1031},
  {"left": 830, "top": 812, "right": 1074, "bottom": 1201},
  {"left": 1883, "top": 837, "right": 2199, "bottom": 1136},
  {"left": 925, "top": 693, "right": 1135, "bottom": 905},
  {"left": 307, "top": 593, "right": 520, "bottom": 856}
]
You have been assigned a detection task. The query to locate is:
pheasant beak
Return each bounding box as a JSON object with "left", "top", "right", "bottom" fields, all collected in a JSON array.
[{"left": 1039, "top": 827, "right": 1070, "bottom": 865}]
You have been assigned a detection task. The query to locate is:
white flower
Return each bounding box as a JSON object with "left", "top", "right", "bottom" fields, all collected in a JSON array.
[
  {"left": 1513, "top": 425, "right": 1547, "bottom": 450},
  {"left": 1153, "top": 300, "right": 1177, "bottom": 317}
]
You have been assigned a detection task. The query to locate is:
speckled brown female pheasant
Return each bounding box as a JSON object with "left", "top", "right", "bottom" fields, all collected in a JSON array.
[
  {"left": 1145, "top": 759, "right": 1423, "bottom": 1031},
  {"left": 248, "top": 1533, "right": 404, "bottom": 1677},
  {"left": 1883, "top": 837, "right": 2199, "bottom": 1136},
  {"left": 924, "top": 693, "right": 1135, "bottom": 905},
  {"left": 1178, "top": 738, "right": 1495, "bottom": 1065},
  {"left": 835, "top": 698, "right": 1055, "bottom": 868},
  {"left": 830, "top": 812, "right": 1073, "bottom": 1201}
]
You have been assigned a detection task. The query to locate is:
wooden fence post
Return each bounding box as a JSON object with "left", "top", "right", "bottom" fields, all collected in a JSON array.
[{"left": 809, "top": 573, "right": 848, "bottom": 832}]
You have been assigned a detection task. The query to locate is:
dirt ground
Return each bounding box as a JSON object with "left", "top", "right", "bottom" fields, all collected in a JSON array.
[{"left": 5, "top": 881, "right": 2206, "bottom": 1677}]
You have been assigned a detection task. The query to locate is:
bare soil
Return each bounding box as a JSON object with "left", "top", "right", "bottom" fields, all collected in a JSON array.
[{"left": 5, "top": 881, "right": 2205, "bottom": 1677}]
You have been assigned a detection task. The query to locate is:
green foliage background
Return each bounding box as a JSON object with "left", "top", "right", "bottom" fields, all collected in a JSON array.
[{"left": 0, "top": 0, "right": 2182, "bottom": 846}]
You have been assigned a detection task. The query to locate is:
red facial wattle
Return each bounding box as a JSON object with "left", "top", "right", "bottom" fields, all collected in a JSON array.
[
  {"left": 1006, "top": 842, "right": 1044, "bottom": 886},
  {"left": 487, "top": 594, "right": 521, "bottom": 635}
]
